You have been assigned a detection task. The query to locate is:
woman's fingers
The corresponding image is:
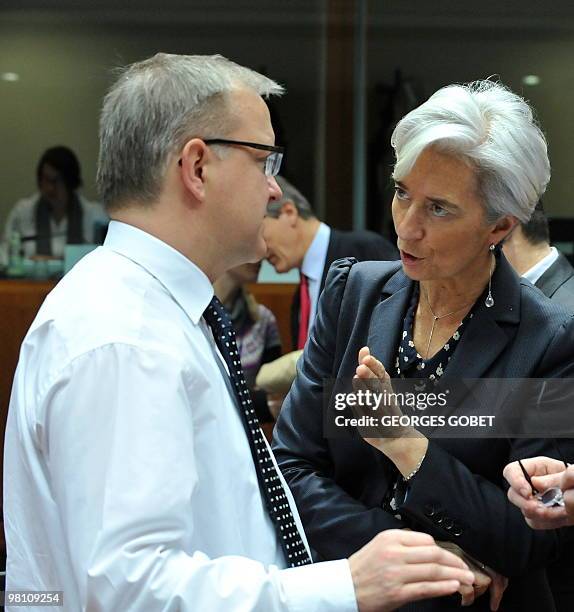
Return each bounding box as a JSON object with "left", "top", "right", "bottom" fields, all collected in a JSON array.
[
  {"left": 356, "top": 347, "right": 389, "bottom": 381},
  {"left": 489, "top": 574, "right": 509, "bottom": 611},
  {"left": 471, "top": 567, "right": 491, "bottom": 596},
  {"left": 459, "top": 582, "right": 476, "bottom": 606},
  {"left": 358, "top": 346, "right": 370, "bottom": 362}
]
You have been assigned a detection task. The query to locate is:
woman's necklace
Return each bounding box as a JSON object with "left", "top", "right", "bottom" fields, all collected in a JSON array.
[{"left": 420, "top": 286, "right": 473, "bottom": 359}]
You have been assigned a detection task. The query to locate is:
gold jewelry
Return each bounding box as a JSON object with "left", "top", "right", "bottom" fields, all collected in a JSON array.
[
  {"left": 404, "top": 451, "right": 427, "bottom": 481},
  {"left": 421, "top": 286, "right": 473, "bottom": 359}
]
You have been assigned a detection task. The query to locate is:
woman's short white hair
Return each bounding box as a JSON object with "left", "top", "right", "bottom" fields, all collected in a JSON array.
[
  {"left": 391, "top": 80, "right": 550, "bottom": 223},
  {"left": 97, "top": 53, "right": 284, "bottom": 210}
]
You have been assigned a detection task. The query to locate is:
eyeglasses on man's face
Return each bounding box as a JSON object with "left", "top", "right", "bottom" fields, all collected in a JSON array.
[{"left": 178, "top": 138, "right": 284, "bottom": 177}]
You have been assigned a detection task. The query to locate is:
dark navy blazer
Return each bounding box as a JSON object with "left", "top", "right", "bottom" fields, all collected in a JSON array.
[{"left": 274, "top": 255, "right": 574, "bottom": 611}]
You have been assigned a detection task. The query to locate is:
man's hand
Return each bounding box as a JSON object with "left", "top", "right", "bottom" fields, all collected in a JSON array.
[
  {"left": 349, "top": 530, "right": 474, "bottom": 612},
  {"left": 436, "top": 540, "right": 508, "bottom": 611},
  {"left": 503, "top": 457, "right": 574, "bottom": 529}
]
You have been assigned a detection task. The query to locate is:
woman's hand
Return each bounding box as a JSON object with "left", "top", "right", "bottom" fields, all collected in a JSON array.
[
  {"left": 353, "top": 346, "right": 428, "bottom": 477},
  {"left": 353, "top": 346, "right": 408, "bottom": 445},
  {"left": 436, "top": 540, "right": 508, "bottom": 611}
]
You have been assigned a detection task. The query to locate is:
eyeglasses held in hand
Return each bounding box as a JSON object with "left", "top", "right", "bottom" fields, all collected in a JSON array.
[{"left": 518, "top": 458, "right": 568, "bottom": 508}]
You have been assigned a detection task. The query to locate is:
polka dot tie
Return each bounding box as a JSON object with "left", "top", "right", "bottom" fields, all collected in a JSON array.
[{"left": 203, "top": 296, "right": 312, "bottom": 567}]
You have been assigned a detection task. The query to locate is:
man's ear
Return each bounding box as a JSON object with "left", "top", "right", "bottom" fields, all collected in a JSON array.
[
  {"left": 280, "top": 201, "right": 299, "bottom": 227},
  {"left": 490, "top": 215, "right": 518, "bottom": 247},
  {"left": 179, "top": 139, "right": 210, "bottom": 201}
]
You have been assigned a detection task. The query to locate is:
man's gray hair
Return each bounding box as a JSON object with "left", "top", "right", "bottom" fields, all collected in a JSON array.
[
  {"left": 266, "top": 175, "right": 315, "bottom": 220},
  {"left": 391, "top": 80, "right": 550, "bottom": 224},
  {"left": 97, "top": 53, "right": 284, "bottom": 210}
]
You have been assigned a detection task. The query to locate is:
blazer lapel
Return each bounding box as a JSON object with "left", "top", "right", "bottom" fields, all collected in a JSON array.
[
  {"left": 367, "top": 269, "right": 412, "bottom": 370},
  {"left": 536, "top": 253, "right": 574, "bottom": 299},
  {"left": 365, "top": 254, "right": 521, "bottom": 380}
]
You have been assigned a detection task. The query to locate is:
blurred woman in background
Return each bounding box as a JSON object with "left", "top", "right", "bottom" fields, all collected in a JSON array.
[
  {"left": 4, "top": 146, "right": 106, "bottom": 258},
  {"left": 214, "top": 261, "right": 282, "bottom": 425}
]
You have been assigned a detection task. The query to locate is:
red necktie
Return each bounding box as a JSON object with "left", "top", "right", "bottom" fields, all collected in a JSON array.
[{"left": 297, "top": 273, "right": 311, "bottom": 349}]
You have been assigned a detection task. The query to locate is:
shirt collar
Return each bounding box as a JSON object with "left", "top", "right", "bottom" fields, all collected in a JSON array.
[
  {"left": 522, "top": 246, "right": 559, "bottom": 285},
  {"left": 301, "top": 222, "right": 331, "bottom": 281},
  {"left": 103, "top": 220, "right": 213, "bottom": 325}
]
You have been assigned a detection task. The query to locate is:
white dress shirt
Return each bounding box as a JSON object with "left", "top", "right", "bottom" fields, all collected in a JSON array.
[
  {"left": 4, "top": 221, "right": 356, "bottom": 612},
  {"left": 301, "top": 222, "right": 331, "bottom": 329},
  {"left": 3, "top": 192, "right": 107, "bottom": 258},
  {"left": 522, "top": 246, "right": 560, "bottom": 285}
]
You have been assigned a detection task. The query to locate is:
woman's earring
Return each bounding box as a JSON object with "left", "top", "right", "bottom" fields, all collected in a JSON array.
[{"left": 485, "top": 244, "right": 495, "bottom": 308}]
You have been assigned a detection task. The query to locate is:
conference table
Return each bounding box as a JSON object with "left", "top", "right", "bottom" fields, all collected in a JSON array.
[
  {"left": 0, "top": 279, "right": 57, "bottom": 422},
  {"left": 0, "top": 279, "right": 295, "bottom": 413}
]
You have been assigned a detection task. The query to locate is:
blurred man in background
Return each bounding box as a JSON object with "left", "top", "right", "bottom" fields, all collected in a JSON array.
[
  {"left": 263, "top": 176, "right": 398, "bottom": 350},
  {"left": 503, "top": 200, "right": 574, "bottom": 310}
]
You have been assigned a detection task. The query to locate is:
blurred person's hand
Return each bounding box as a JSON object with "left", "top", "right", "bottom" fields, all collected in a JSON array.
[
  {"left": 256, "top": 350, "right": 303, "bottom": 395},
  {"left": 503, "top": 457, "right": 574, "bottom": 529}
]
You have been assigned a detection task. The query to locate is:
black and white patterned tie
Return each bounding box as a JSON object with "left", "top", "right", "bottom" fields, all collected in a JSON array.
[{"left": 203, "top": 296, "right": 312, "bottom": 567}]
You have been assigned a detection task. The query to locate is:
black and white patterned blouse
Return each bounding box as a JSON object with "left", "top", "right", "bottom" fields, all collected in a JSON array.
[
  {"left": 384, "top": 284, "right": 475, "bottom": 515},
  {"left": 392, "top": 283, "right": 475, "bottom": 382},
  {"left": 385, "top": 284, "right": 480, "bottom": 516}
]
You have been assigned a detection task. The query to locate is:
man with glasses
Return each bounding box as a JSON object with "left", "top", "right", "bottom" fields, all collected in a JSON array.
[{"left": 4, "top": 53, "right": 473, "bottom": 611}]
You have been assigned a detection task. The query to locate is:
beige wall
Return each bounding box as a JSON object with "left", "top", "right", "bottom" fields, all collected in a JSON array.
[
  {"left": 367, "top": 27, "right": 574, "bottom": 217},
  {"left": 2, "top": 4, "right": 574, "bottom": 238},
  {"left": 0, "top": 14, "right": 322, "bottom": 234}
]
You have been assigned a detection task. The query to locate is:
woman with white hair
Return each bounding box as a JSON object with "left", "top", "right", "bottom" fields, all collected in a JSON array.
[{"left": 274, "top": 80, "right": 574, "bottom": 611}]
